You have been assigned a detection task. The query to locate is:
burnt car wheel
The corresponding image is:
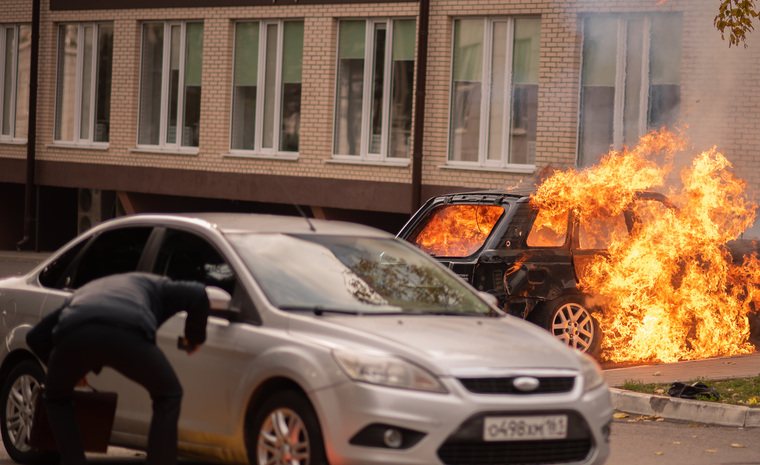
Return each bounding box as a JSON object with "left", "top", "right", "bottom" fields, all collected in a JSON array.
[
  {"left": 0, "top": 360, "right": 58, "bottom": 464},
  {"left": 247, "top": 390, "right": 327, "bottom": 465},
  {"left": 530, "top": 295, "right": 602, "bottom": 356}
]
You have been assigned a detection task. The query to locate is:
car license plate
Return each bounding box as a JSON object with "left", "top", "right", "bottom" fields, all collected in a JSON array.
[{"left": 483, "top": 415, "right": 568, "bottom": 441}]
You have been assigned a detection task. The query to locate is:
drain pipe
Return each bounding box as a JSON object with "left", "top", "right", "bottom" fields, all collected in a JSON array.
[
  {"left": 17, "top": 0, "right": 40, "bottom": 251},
  {"left": 411, "top": 0, "right": 429, "bottom": 211}
]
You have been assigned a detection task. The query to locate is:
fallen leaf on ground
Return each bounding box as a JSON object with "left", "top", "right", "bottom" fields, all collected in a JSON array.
[
  {"left": 673, "top": 441, "right": 681, "bottom": 445},
  {"left": 613, "top": 412, "right": 629, "bottom": 419},
  {"left": 705, "top": 449, "right": 717, "bottom": 453},
  {"left": 654, "top": 452, "right": 664, "bottom": 455},
  {"left": 731, "top": 443, "right": 745, "bottom": 448}
]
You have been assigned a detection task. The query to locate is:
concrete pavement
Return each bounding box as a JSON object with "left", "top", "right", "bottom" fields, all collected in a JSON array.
[{"left": 605, "top": 353, "right": 760, "bottom": 427}]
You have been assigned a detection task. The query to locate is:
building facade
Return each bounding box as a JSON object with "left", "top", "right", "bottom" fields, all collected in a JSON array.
[{"left": 1, "top": 0, "right": 758, "bottom": 250}]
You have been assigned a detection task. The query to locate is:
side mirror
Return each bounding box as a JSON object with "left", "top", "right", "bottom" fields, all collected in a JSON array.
[{"left": 206, "top": 286, "right": 232, "bottom": 311}]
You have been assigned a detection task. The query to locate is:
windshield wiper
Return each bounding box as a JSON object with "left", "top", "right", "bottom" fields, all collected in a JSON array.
[
  {"left": 279, "top": 305, "right": 404, "bottom": 316},
  {"left": 279, "top": 305, "right": 361, "bottom": 315}
]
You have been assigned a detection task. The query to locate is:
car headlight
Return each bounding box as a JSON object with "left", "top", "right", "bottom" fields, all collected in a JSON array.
[
  {"left": 332, "top": 349, "right": 447, "bottom": 393},
  {"left": 578, "top": 352, "right": 606, "bottom": 392}
]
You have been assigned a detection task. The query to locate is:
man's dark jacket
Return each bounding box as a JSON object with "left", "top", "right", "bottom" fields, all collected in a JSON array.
[{"left": 27, "top": 272, "right": 210, "bottom": 364}]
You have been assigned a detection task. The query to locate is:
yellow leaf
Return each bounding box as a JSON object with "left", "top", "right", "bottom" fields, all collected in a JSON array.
[
  {"left": 673, "top": 441, "right": 681, "bottom": 445},
  {"left": 613, "top": 412, "right": 629, "bottom": 419},
  {"left": 731, "top": 443, "right": 745, "bottom": 448},
  {"left": 749, "top": 397, "right": 758, "bottom": 405},
  {"left": 654, "top": 452, "right": 664, "bottom": 456},
  {"left": 705, "top": 449, "right": 717, "bottom": 453}
]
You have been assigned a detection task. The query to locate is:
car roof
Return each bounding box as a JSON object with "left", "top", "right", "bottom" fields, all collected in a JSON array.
[{"left": 93, "top": 212, "right": 394, "bottom": 238}]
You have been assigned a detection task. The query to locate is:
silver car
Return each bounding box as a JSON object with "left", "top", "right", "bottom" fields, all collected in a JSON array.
[{"left": 0, "top": 213, "right": 612, "bottom": 465}]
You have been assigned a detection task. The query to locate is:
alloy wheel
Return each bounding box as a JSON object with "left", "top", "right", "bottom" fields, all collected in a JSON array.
[
  {"left": 551, "top": 302, "right": 595, "bottom": 352},
  {"left": 4, "top": 373, "right": 41, "bottom": 453},
  {"left": 257, "top": 407, "right": 310, "bottom": 465}
]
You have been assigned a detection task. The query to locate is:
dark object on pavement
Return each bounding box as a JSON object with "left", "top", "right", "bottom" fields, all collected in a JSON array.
[
  {"left": 667, "top": 381, "right": 721, "bottom": 400},
  {"left": 30, "top": 387, "right": 116, "bottom": 452}
]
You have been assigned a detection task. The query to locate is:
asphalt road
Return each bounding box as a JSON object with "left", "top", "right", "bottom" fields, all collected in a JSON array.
[{"left": 0, "top": 418, "right": 758, "bottom": 465}]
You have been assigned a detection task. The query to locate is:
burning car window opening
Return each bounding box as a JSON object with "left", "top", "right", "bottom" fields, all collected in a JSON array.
[
  {"left": 409, "top": 204, "right": 504, "bottom": 258},
  {"left": 526, "top": 209, "right": 568, "bottom": 247},
  {"left": 577, "top": 212, "right": 629, "bottom": 250}
]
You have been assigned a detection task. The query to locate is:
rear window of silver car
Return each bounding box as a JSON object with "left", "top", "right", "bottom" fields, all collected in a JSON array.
[{"left": 228, "top": 234, "right": 500, "bottom": 316}]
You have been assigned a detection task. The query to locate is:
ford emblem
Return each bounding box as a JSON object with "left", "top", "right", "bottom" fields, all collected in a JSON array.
[{"left": 513, "top": 376, "right": 540, "bottom": 392}]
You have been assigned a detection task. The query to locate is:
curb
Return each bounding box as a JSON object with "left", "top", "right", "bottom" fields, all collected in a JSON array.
[{"left": 610, "top": 388, "right": 760, "bottom": 428}]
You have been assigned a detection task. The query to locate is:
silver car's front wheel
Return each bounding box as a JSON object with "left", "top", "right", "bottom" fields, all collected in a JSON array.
[
  {"left": 247, "top": 390, "right": 327, "bottom": 465},
  {"left": 257, "top": 407, "right": 309, "bottom": 464},
  {"left": 0, "top": 360, "right": 57, "bottom": 464}
]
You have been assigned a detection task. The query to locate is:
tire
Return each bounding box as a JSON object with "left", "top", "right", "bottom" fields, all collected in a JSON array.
[
  {"left": 0, "top": 359, "right": 59, "bottom": 464},
  {"left": 529, "top": 295, "right": 602, "bottom": 357},
  {"left": 246, "top": 390, "right": 328, "bottom": 465}
]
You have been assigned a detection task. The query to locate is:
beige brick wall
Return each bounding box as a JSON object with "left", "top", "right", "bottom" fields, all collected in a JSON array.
[{"left": 3, "top": 0, "right": 760, "bottom": 210}]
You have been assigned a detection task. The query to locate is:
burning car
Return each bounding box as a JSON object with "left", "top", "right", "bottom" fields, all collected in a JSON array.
[{"left": 398, "top": 189, "right": 677, "bottom": 356}]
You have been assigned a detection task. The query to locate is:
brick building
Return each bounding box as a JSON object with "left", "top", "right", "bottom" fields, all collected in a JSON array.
[{"left": 1, "top": 0, "right": 758, "bottom": 250}]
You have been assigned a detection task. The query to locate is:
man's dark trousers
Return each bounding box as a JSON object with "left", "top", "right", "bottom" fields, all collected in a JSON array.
[{"left": 44, "top": 323, "right": 183, "bottom": 465}]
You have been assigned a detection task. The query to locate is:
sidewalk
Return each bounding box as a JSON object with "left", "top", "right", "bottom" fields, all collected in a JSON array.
[{"left": 605, "top": 353, "right": 760, "bottom": 427}]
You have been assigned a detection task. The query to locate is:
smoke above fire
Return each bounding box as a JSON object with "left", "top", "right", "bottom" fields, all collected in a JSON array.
[{"left": 531, "top": 128, "right": 760, "bottom": 363}]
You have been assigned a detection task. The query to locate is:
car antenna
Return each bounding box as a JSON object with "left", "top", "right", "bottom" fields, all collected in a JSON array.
[{"left": 270, "top": 171, "right": 316, "bottom": 232}]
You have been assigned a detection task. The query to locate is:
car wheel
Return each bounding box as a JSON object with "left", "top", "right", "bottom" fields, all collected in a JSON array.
[
  {"left": 530, "top": 295, "right": 602, "bottom": 356},
  {"left": 247, "top": 390, "right": 327, "bottom": 465},
  {"left": 0, "top": 360, "right": 58, "bottom": 464}
]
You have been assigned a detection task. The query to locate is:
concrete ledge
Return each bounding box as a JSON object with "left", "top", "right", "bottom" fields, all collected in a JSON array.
[{"left": 610, "top": 388, "right": 760, "bottom": 427}]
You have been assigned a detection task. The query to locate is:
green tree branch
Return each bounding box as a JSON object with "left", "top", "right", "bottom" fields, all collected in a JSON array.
[{"left": 715, "top": 0, "right": 760, "bottom": 47}]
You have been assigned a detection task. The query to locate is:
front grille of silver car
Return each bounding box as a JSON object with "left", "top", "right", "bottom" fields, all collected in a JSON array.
[
  {"left": 437, "top": 410, "right": 592, "bottom": 465},
  {"left": 458, "top": 376, "right": 574, "bottom": 394},
  {"left": 437, "top": 438, "right": 592, "bottom": 464}
]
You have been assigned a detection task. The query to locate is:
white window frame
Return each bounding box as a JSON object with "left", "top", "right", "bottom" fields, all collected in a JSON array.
[
  {"left": 228, "top": 19, "right": 301, "bottom": 158},
  {"left": 446, "top": 17, "right": 538, "bottom": 172},
  {"left": 609, "top": 16, "right": 651, "bottom": 149},
  {"left": 53, "top": 22, "right": 110, "bottom": 147},
  {"left": 332, "top": 18, "right": 411, "bottom": 165},
  {"left": 136, "top": 20, "right": 201, "bottom": 153},
  {"left": 0, "top": 24, "right": 27, "bottom": 142},
  {"left": 577, "top": 13, "right": 680, "bottom": 168}
]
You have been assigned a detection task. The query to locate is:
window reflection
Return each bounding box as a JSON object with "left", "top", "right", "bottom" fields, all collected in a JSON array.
[{"left": 229, "top": 234, "right": 496, "bottom": 316}]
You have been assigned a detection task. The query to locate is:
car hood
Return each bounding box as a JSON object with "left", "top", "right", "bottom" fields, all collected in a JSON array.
[{"left": 303, "top": 314, "right": 582, "bottom": 376}]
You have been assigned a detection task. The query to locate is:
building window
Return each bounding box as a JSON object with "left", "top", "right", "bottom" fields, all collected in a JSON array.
[
  {"left": 0, "top": 24, "right": 30, "bottom": 141},
  {"left": 333, "top": 19, "right": 416, "bottom": 160},
  {"left": 54, "top": 23, "right": 113, "bottom": 144},
  {"left": 138, "top": 21, "right": 203, "bottom": 149},
  {"left": 578, "top": 14, "right": 682, "bottom": 167},
  {"left": 231, "top": 20, "right": 303, "bottom": 154},
  {"left": 449, "top": 17, "right": 540, "bottom": 168}
]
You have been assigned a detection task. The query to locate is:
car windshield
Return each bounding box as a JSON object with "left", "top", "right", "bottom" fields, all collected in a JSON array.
[
  {"left": 407, "top": 204, "right": 505, "bottom": 257},
  {"left": 227, "top": 233, "right": 500, "bottom": 316}
]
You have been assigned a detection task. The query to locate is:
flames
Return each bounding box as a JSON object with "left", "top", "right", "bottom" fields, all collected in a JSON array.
[
  {"left": 532, "top": 128, "right": 760, "bottom": 363},
  {"left": 410, "top": 204, "right": 504, "bottom": 257}
]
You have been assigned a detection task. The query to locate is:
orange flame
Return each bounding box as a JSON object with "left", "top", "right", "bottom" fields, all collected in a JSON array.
[
  {"left": 410, "top": 204, "right": 504, "bottom": 257},
  {"left": 532, "top": 128, "right": 760, "bottom": 363}
]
